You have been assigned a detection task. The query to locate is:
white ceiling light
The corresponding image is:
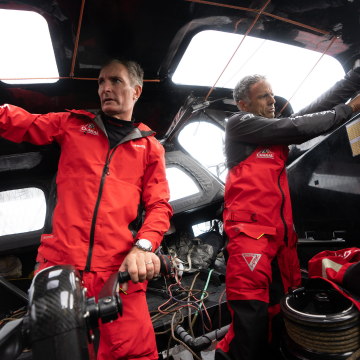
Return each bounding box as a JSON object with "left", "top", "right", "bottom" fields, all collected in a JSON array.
[
  {"left": 0, "top": 9, "right": 59, "bottom": 84},
  {"left": 172, "top": 30, "right": 345, "bottom": 112}
]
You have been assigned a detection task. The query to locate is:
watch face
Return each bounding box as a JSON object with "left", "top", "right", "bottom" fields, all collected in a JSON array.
[{"left": 137, "top": 239, "right": 152, "bottom": 251}]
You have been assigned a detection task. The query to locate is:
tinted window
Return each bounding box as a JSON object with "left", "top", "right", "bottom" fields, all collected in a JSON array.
[{"left": 0, "top": 188, "right": 46, "bottom": 236}]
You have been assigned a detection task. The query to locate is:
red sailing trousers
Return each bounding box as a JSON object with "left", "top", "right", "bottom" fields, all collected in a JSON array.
[
  {"left": 36, "top": 261, "right": 157, "bottom": 360},
  {"left": 216, "top": 231, "right": 300, "bottom": 360}
]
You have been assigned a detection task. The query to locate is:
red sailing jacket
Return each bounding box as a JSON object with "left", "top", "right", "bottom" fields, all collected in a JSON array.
[
  {"left": 224, "top": 144, "right": 291, "bottom": 244},
  {"left": 223, "top": 71, "right": 360, "bottom": 246},
  {"left": 224, "top": 102, "right": 354, "bottom": 248},
  {"left": 0, "top": 104, "right": 173, "bottom": 274}
]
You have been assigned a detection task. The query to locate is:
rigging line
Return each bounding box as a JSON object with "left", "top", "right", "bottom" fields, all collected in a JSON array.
[
  {"left": 233, "top": 19, "right": 243, "bottom": 33},
  {"left": 0, "top": 77, "right": 71, "bottom": 80},
  {"left": 222, "top": 39, "right": 266, "bottom": 88},
  {"left": 0, "top": 77, "right": 160, "bottom": 82},
  {"left": 72, "top": 78, "right": 160, "bottom": 82},
  {"left": 70, "top": 0, "right": 86, "bottom": 77},
  {"left": 276, "top": 36, "right": 337, "bottom": 118},
  {"left": 184, "top": 0, "right": 330, "bottom": 36},
  {"left": 204, "top": 0, "right": 271, "bottom": 101},
  {"left": 169, "top": 112, "right": 194, "bottom": 141}
]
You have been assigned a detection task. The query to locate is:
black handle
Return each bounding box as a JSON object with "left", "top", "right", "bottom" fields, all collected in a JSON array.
[
  {"left": 117, "top": 255, "right": 171, "bottom": 284},
  {"left": 92, "top": 255, "right": 172, "bottom": 325},
  {"left": 118, "top": 271, "right": 131, "bottom": 284}
]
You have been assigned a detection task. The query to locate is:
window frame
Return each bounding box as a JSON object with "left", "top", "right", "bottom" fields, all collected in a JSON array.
[
  {"left": 166, "top": 165, "right": 201, "bottom": 203},
  {"left": 0, "top": 183, "right": 48, "bottom": 251},
  {"left": 0, "top": 8, "right": 60, "bottom": 85},
  {"left": 174, "top": 116, "right": 228, "bottom": 183}
]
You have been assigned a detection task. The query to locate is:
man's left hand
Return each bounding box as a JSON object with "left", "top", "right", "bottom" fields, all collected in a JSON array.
[{"left": 118, "top": 246, "right": 160, "bottom": 292}]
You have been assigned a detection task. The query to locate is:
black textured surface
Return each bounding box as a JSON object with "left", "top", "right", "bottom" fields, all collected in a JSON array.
[{"left": 29, "top": 265, "right": 84, "bottom": 342}]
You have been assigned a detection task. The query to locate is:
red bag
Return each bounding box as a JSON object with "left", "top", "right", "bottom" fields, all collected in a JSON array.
[{"left": 308, "top": 247, "right": 360, "bottom": 310}]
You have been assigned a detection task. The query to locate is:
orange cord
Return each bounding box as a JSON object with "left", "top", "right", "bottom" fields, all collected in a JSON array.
[
  {"left": 204, "top": 0, "right": 271, "bottom": 101},
  {"left": 70, "top": 0, "right": 86, "bottom": 77},
  {"left": 233, "top": 19, "right": 243, "bottom": 34},
  {"left": 0, "top": 77, "right": 160, "bottom": 82},
  {"left": 276, "top": 36, "right": 337, "bottom": 117}
]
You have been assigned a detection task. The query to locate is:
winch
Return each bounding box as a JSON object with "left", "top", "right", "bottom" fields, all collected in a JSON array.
[{"left": 280, "top": 279, "right": 360, "bottom": 360}]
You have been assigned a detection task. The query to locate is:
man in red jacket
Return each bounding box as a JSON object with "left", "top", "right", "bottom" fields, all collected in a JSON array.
[
  {"left": 215, "top": 70, "right": 360, "bottom": 360},
  {"left": 0, "top": 59, "right": 173, "bottom": 359}
]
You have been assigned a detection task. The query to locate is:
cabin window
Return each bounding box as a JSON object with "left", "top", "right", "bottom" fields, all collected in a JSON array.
[
  {"left": 178, "top": 121, "right": 227, "bottom": 182},
  {"left": 0, "top": 9, "right": 59, "bottom": 84},
  {"left": 193, "top": 221, "right": 213, "bottom": 237},
  {"left": 166, "top": 167, "right": 199, "bottom": 202},
  {"left": 0, "top": 188, "right": 46, "bottom": 236},
  {"left": 172, "top": 30, "right": 345, "bottom": 112},
  {"left": 193, "top": 220, "right": 223, "bottom": 237}
]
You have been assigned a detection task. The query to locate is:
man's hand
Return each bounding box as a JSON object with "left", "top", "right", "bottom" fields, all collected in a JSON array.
[
  {"left": 348, "top": 93, "right": 360, "bottom": 113},
  {"left": 118, "top": 246, "right": 160, "bottom": 292}
]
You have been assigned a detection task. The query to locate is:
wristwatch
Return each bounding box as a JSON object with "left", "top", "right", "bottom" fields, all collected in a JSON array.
[{"left": 134, "top": 239, "right": 153, "bottom": 252}]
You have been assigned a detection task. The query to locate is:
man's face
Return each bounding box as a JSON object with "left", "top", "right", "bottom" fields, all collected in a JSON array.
[
  {"left": 239, "top": 81, "right": 276, "bottom": 119},
  {"left": 98, "top": 63, "right": 142, "bottom": 120}
]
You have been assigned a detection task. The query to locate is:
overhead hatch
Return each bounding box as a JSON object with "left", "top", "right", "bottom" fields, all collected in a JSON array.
[{"left": 172, "top": 30, "right": 345, "bottom": 112}]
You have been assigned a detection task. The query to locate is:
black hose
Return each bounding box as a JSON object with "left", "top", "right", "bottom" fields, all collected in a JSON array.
[{"left": 175, "top": 324, "right": 230, "bottom": 352}]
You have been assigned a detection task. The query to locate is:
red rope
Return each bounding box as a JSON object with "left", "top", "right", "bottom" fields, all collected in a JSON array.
[
  {"left": 204, "top": 0, "right": 271, "bottom": 101},
  {"left": 70, "top": 0, "right": 86, "bottom": 77},
  {"left": 276, "top": 36, "right": 337, "bottom": 117}
]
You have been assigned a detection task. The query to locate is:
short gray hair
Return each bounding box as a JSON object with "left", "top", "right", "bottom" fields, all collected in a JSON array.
[
  {"left": 101, "top": 59, "right": 144, "bottom": 88},
  {"left": 233, "top": 74, "right": 266, "bottom": 108}
]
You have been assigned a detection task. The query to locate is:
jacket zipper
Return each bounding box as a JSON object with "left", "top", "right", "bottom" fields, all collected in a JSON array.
[
  {"left": 85, "top": 147, "right": 111, "bottom": 272},
  {"left": 84, "top": 118, "right": 148, "bottom": 271},
  {"left": 278, "top": 159, "right": 288, "bottom": 246},
  {"left": 84, "top": 123, "right": 139, "bottom": 271}
]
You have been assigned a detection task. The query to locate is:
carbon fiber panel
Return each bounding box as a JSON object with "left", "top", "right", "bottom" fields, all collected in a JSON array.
[{"left": 29, "top": 265, "right": 84, "bottom": 342}]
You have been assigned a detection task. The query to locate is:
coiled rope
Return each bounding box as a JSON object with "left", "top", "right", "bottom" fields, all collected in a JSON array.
[{"left": 284, "top": 314, "right": 360, "bottom": 356}]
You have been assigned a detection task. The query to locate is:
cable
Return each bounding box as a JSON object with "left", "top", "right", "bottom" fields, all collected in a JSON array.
[
  {"left": 171, "top": 311, "right": 202, "bottom": 360},
  {"left": 0, "top": 77, "right": 160, "bottom": 82},
  {"left": 70, "top": 0, "right": 86, "bottom": 77},
  {"left": 188, "top": 272, "right": 200, "bottom": 337},
  {"left": 222, "top": 39, "right": 266, "bottom": 88},
  {"left": 276, "top": 36, "right": 337, "bottom": 117},
  {"left": 185, "top": 0, "right": 330, "bottom": 36},
  {"left": 218, "top": 288, "right": 226, "bottom": 330},
  {"left": 156, "top": 271, "right": 206, "bottom": 335},
  {"left": 191, "top": 269, "right": 213, "bottom": 328},
  {"left": 204, "top": 0, "right": 271, "bottom": 101}
]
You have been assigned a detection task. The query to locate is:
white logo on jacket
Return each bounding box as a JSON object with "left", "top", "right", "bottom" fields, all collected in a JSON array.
[
  {"left": 256, "top": 149, "right": 274, "bottom": 159},
  {"left": 133, "top": 144, "right": 145, "bottom": 149},
  {"left": 242, "top": 253, "right": 262, "bottom": 271},
  {"left": 80, "top": 124, "right": 99, "bottom": 136}
]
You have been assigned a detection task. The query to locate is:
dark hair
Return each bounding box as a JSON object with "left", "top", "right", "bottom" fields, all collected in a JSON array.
[
  {"left": 233, "top": 74, "right": 266, "bottom": 108},
  {"left": 101, "top": 59, "right": 144, "bottom": 88}
]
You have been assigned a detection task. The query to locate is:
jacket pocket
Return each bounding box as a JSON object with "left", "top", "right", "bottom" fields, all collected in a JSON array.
[{"left": 226, "top": 222, "right": 276, "bottom": 240}]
